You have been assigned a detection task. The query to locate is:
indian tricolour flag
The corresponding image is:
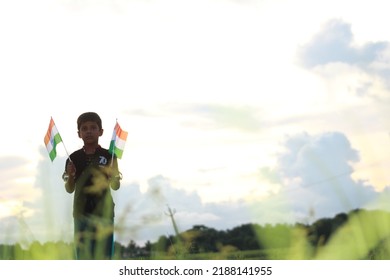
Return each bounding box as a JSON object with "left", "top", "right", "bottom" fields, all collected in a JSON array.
[
  {"left": 109, "top": 121, "right": 128, "bottom": 159},
  {"left": 44, "top": 117, "right": 63, "bottom": 161}
]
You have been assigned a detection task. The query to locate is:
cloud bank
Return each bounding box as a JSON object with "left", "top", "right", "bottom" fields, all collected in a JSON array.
[
  {"left": 297, "top": 19, "right": 390, "bottom": 100},
  {"left": 298, "top": 19, "right": 389, "bottom": 70},
  {"left": 0, "top": 131, "right": 382, "bottom": 246},
  {"left": 258, "top": 131, "right": 378, "bottom": 219}
]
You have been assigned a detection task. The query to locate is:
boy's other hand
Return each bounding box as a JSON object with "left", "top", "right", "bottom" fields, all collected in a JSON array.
[{"left": 67, "top": 162, "right": 76, "bottom": 177}]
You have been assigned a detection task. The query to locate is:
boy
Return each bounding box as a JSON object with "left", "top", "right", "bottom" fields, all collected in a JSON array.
[{"left": 62, "top": 112, "right": 121, "bottom": 260}]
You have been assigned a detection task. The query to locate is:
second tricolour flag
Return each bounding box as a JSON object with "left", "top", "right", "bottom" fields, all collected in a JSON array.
[
  {"left": 109, "top": 121, "right": 128, "bottom": 159},
  {"left": 44, "top": 117, "right": 63, "bottom": 161}
]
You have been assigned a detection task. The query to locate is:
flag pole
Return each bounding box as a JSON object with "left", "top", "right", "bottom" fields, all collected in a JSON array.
[
  {"left": 110, "top": 118, "right": 118, "bottom": 167},
  {"left": 109, "top": 118, "right": 120, "bottom": 188}
]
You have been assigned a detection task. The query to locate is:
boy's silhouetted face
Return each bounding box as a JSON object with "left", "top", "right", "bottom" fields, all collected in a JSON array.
[{"left": 78, "top": 121, "right": 103, "bottom": 146}]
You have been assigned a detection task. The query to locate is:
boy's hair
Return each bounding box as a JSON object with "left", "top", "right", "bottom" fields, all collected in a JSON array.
[{"left": 77, "top": 112, "right": 102, "bottom": 130}]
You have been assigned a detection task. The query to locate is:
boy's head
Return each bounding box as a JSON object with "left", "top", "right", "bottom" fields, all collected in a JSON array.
[{"left": 77, "top": 112, "right": 102, "bottom": 130}]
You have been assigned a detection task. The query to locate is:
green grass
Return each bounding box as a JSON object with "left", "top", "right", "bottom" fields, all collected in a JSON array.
[{"left": 3, "top": 203, "right": 390, "bottom": 260}]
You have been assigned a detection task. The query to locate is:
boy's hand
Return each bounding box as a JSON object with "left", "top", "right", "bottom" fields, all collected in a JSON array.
[
  {"left": 63, "top": 161, "right": 76, "bottom": 193},
  {"left": 66, "top": 162, "right": 76, "bottom": 177}
]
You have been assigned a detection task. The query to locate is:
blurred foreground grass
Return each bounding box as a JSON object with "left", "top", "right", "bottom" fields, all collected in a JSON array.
[{"left": 2, "top": 208, "right": 390, "bottom": 260}]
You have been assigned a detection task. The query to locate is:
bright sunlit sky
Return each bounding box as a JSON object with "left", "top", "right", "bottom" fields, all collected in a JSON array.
[{"left": 1, "top": 0, "right": 390, "bottom": 245}]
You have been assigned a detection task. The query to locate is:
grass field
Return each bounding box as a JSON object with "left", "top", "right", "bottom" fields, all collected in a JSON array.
[{"left": 2, "top": 207, "right": 390, "bottom": 260}]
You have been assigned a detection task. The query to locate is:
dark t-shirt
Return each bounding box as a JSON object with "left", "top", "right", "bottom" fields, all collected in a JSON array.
[{"left": 65, "top": 146, "right": 119, "bottom": 219}]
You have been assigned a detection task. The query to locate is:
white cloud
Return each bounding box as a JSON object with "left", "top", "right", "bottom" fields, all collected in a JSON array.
[
  {"left": 259, "top": 131, "right": 379, "bottom": 220},
  {"left": 298, "top": 19, "right": 390, "bottom": 99},
  {"left": 298, "top": 19, "right": 388, "bottom": 68}
]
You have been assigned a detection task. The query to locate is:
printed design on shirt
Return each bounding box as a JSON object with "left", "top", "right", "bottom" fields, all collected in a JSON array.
[{"left": 99, "top": 156, "right": 108, "bottom": 166}]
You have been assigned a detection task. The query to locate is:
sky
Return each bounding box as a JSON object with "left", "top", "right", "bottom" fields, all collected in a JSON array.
[{"left": 1, "top": 0, "right": 390, "bottom": 246}]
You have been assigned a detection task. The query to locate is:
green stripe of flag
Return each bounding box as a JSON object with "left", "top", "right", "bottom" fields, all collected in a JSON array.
[{"left": 48, "top": 133, "right": 62, "bottom": 161}]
